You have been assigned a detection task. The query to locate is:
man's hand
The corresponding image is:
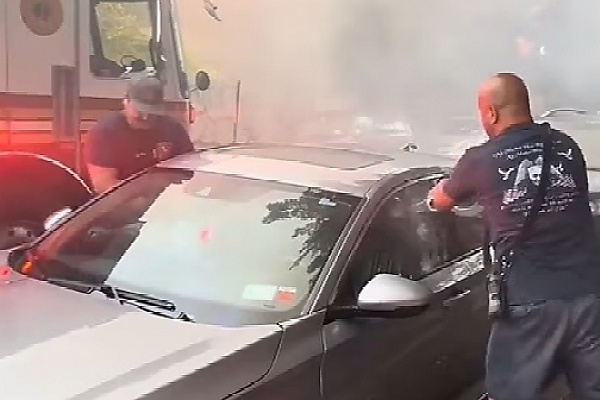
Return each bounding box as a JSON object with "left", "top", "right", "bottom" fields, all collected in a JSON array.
[
  {"left": 428, "top": 179, "right": 457, "bottom": 212},
  {"left": 87, "top": 163, "right": 119, "bottom": 194}
]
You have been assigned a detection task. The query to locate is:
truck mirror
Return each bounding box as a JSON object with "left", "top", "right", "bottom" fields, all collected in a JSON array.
[{"left": 195, "top": 71, "right": 211, "bottom": 91}]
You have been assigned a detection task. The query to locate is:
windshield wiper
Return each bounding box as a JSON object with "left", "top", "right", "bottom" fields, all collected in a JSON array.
[{"left": 47, "top": 278, "right": 194, "bottom": 322}]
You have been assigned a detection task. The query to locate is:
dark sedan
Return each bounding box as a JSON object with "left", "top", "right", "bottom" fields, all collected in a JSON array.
[{"left": 3, "top": 143, "right": 490, "bottom": 399}]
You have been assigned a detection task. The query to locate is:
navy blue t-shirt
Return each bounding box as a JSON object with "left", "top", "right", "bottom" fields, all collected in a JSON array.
[
  {"left": 85, "top": 111, "right": 194, "bottom": 180},
  {"left": 445, "top": 122, "right": 600, "bottom": 304}
]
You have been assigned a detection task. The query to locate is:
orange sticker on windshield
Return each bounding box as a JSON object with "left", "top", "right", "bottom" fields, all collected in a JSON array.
[{"left": 275, "top": 287, "right": 297, "bottom": 305}]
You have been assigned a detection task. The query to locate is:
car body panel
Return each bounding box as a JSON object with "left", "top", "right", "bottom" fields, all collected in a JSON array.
[
  {"left": 539, "top": 113, "right": 600, "bottom": 169},
  {"left": 0, "top": 273, "right": 282, "bottom": 400},
  {"left": 425, "top": 251, "right": 489, "bottom": 390},
  {"left": 232, "top": 313, "right": 325, "bottom": 400},
  {"left": 586, "top": 169, "right": 600, "bottom": 191},
  {"left": 320, "top": 251, "right": 487, "bottom": 400},
  {"left": 159, "top": 143, "right": 454, "bottom": 197},
  {"left": 321, "top": 298, "right": 451, "bottom": 400},
  {"left": 3, "top": 144, "right": 492, "bottom": 400}
]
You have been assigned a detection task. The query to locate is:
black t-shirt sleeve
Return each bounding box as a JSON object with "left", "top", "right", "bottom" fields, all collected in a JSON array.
[
  {"left": 444, "top": 148, "right": 480, "bottom": 203},
  {"left": 84, "top": 123, "right": 121, "bottom": 168}
]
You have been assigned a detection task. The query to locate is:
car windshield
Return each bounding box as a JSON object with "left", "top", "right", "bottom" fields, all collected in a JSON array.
[{"left": 32, "top": 168, "right": 359, "bottom": 326}]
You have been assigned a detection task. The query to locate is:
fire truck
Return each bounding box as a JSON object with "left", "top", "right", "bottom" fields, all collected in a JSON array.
[{"left": 0, "top": 0, "right": 211, "bottom": 249}]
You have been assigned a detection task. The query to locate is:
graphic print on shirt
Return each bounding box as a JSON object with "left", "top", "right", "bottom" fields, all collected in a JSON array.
[{"left": 494, "top": 138, "right": 578, "bottom": 215}]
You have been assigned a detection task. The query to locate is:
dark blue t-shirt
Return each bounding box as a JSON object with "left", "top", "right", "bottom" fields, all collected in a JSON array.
[
  {"left": 85, "top": 111, "right": 194, "bottom": 180},
  {"left": 445, "top": 122, "right": 600, "bottom": 304}
]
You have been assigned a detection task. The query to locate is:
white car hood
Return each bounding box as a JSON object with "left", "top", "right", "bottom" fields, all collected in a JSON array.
[{"left": 0, "top": 272, "right": 282, "bottom": 400}]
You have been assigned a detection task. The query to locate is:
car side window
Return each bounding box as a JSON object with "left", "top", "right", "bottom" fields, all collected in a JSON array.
[
  {"left": 396, "top": 179, "right": 485, "bottom": 279},
  {"left": 390, "top": 179, "right": 451, "bottom": 279},
  {"left": 452, "top": 201, "right": 485, "bottom": 257},
  {"left": 334, "top": 194, "right": 406, "bottom": 305},
  {"left": 334, "top": 178, "right": 485, "bottom": 305}
]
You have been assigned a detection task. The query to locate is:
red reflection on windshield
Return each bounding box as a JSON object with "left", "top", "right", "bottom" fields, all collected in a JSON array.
[
  {"left": 0, "top": 266, "right": 11, "bottom": 280},
  {"left": 199, "top": 229, "right": 212, "bottom": 244}
]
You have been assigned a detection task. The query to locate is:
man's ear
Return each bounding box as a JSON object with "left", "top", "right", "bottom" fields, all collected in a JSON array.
[{"left": 489, "top": 106, "right": 499, "bottom": 124}]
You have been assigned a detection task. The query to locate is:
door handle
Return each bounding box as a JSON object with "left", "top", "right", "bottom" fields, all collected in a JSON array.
[{"left": 443, "top": 289, "right": 471, "bottom": 307}]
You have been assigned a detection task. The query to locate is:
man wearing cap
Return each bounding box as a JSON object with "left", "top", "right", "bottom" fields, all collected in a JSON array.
[{"left": 85, "top": 77, "right": 194, "bottom": 194}]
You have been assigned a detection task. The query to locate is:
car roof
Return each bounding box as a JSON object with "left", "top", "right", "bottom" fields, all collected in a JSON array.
[{"left": 158, "top": 143, "right": 454, "bottom": 196}]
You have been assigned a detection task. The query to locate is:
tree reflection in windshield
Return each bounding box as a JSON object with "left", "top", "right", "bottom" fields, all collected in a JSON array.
[{"left": 262, "top": 189, "right": 357, "bottom": 287}]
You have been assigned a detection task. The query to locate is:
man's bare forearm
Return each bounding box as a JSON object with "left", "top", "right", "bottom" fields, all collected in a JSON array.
[{"left": 87, "top": 164, "right": 120, "bottom": 194}]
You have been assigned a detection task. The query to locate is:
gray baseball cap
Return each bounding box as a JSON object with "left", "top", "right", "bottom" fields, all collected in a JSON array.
[{"left": 126, "top": 76, "right": 166, "bottom": 116}]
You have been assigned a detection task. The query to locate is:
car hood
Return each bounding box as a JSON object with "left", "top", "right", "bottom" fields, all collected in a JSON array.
[
  {"left": 0, "top": 272, "right": 282, "bottom": 400},
  {"left": 539, "top": 117, "right": 600, "bottom": 168},
  {"left": 567, "top": 128, "right": 600, "bottom": 169},
  {"left": 586, "top": 169, "right": 600, "bottom": 193}
]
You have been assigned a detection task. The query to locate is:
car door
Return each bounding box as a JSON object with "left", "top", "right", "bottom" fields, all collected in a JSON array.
[
  {"left": 320, "top": 178, "right": 476, "bottom": 400},
  {"left": 384, "top": 177, "right": 488, "bottom": 395},
  {"left": 401, "top": 177, "right": 489, "bottom": 390}
]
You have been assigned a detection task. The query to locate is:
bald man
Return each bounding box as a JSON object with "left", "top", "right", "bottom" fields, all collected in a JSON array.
[{"left": 430, "top": 73, "right": 600, "bottom": 400}]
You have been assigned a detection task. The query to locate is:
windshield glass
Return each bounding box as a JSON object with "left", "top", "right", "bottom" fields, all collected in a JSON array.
[
  {"left": 90, "top": 0, "right": 161, "bottom": 78},
  {"left": 32, "top": 169, "right": 359, "bottom": 326}
]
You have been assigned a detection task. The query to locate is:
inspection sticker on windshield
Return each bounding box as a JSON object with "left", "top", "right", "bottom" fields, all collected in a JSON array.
[
  {"left": 319, "top": 198, "right": 337, "bottom": 207},
  {"left": 242, "top": 284, "right": 278, "bottom": 301},
  {"left": 275, "top": 286, "right": 297, "bottom": 305}
]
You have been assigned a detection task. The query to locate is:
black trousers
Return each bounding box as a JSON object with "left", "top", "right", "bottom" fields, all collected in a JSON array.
[{"left": 486, "top": 294, "right": 600, "bottom": 400}]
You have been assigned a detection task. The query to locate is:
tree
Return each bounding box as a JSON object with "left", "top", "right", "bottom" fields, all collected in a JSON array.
[
  {"left": 95, "top": 2, "right": 152, "bottom": 62},
  {"left": 262, "top": 191, "right": 354, "bottom": 288}
]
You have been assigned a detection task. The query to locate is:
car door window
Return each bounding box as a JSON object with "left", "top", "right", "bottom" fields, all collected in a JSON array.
[
  {"left": 396, "top": 179, "right": 485, "bottom": 279},
  {"left": 334, "top": 181, "right": 434, "bottom": 304},
  {"left": 335, "top": 178, "right": 485, "bottom": 305},
  {"left": 334, "top": 195, "right": 404, "bottom": 304},
  {"left": 452, "top": 200, "right": 485, "bottom": 255},
  {"left": 391, "top": 179, "right": 452, "bottom": 279}
]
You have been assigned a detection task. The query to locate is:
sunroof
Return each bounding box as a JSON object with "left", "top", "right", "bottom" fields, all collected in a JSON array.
[{"left": 223, "top": 146, "right": 392, "bottom": 170}]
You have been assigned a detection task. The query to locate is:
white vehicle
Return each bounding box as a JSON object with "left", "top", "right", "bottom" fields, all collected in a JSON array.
[{"left": 0, "top": 0, "right": 211, "bottom": 249}]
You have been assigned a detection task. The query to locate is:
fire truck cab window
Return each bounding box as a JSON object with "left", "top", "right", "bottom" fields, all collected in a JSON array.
[{"left": 90, "top": 0, "right": 155, "bottom": 78}]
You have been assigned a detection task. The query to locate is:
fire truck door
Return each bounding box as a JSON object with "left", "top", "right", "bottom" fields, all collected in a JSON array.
[{"left": 6, "top": 0, "right": 75, "bottom": 95}]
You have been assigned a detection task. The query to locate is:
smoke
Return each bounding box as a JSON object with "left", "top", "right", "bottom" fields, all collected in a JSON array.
[
  {"left": 178, "top": 0, "right": 341, "bottom": 142},
  {"left": 178, "top": 0, "right": 600, "bottom": 147}
]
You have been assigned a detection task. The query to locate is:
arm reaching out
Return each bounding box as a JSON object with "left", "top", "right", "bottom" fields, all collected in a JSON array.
[
  {"left": 429, "top": 179, "right": 458, "bottom": 211},
  {"left": 429, "top": 148, "right": 480, "bottom": 211},
  {"left": 86, "top": 164, "right": 119, "bottom": 194}
]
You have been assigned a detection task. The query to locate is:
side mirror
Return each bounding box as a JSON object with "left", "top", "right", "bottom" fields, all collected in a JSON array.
[
  {"left": 194, "top": 70, "right": 211, "bottom": 91},
  {"left": 7, "top": 245, "right": 27, "bottom": 272},
  {"left": 44, "top": 207, "right": 73, "bottom": 231},
  {"left": 357, "top": 274, "right": 432, "bottom": 313}
]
